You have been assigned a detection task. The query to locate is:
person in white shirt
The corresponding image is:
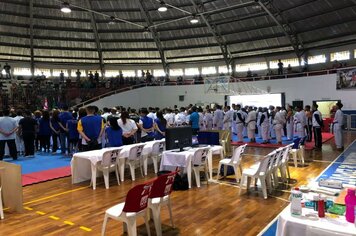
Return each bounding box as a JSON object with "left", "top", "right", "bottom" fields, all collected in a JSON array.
[
  {"left": 13, "top": 110, "right": 24, "bottom": 155},
  {"left": 269, "top": 106, "right": 276, "bottom": 139},
  {"left": 204, "top": 109, "right": 213, "bottom": 130},
  {"left": 198, "top": 107, "right": 205, "bottom": 131},
  {"left": 101, "top": 107, "right": 111, "bottom": 122},
  {"left": 256, "top": 107, "right": 263, "bottom": 138},
  {"left": 163, "top": 108, "right": 175, "bottom": 127},
  {"left": 333, "top": 102, "right": 344, "bottom": 150},
  {"left": 231, "top": 104, "right": 237, "bottom": 135},
  {"left": 294, "top": 106, "right": 306, "bottom": 138},
  {"left": 117, "top": 111, "right": 138, "bottom": 145},
  {"left": 242, "top": 107, "right": 248, "bottom": 138},
  {"left": 213, "top": 105, "right": 224, "bottom": 130},
  {"left": 286, "top": 105, "right": 294, "bottom": 140},
  {"left": 0, "top": 109, "right": 18, "bottom": 160},
  {"left": 273, "top": 107, "right": 286, "bottom": 144},
  {"left": 174, "top": 107, "right": 186, "bottom": 126},
  {"left": 223, "top": 106, "right": 233, "bottom": 131},
  {"left": 235, "top": 105, "right": 245, "bottom": 142},
  {"left": 147, "top": 107, "right": 157, "bottom": 120},
  {"left": 245, "top": 106, "right": 257, "bottom": 142},
  {"left": 312, "top": 104, "right": 323, "bottom": 149}
]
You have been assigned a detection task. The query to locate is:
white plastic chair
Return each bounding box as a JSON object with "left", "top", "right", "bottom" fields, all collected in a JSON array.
[
  {"left": 270, "top": 148, "right": 284, "bottom": 189},
  {"left": 239, "top": 152, "right": 275, "bottom": 199},
  {"left": 217, "top": 144, "right": 247, "bottom": 183},
  {"left": 290, "top": 136, "right": 307, "bottom": 167},
  {"left": 0, "top": 167, "right": 4, "bottom": 220},
  {"left": 96, "top": 149, "right": 122, "bottom": 189},
  {"left": 101, "top": 182, "right": 153, "bottom": 236},
  {"left": 219, "top": 130, "right": 231, "bottom": 157},
  {"left": 145, "top": 140, "right": 165, "bottom": 175},
  {"left": 279, "top": 143, "right": 294, "bottom": 184},
  {"left": 148, "top": 171, "right": 177, "bottom": 236},
  {"left": 191, "top": 147, "right": 211, "bottom": 188},
  {"left": 120, "top": 144, "right": 146, "bottom": 181}
]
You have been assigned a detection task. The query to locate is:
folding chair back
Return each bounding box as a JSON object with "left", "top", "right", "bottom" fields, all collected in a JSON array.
[
  {"left": 101, "top": 149, "right": 121, "bottom": 167},
  {"left": 151, "top": 141, "right": 165, "bottom": 156},
  {"left": 231, "top": 144, "right": 247, "bottom": 164},
  {"left": 149, "top": 171, "right": 177, "bottom": 199},
  {"left": 192, "top": 147, "right": 210, "bottom": 166},
  {"left": 128, "top": 144, "right": 145, "bottom": 161},
  {"left": 123, "top": 181, "right": 153, "bottom": 213}
]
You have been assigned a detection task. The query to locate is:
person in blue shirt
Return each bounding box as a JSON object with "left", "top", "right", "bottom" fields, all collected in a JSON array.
[
  {"left": 189, "top": 106, "right": 200, "bottom": 135},
  {"left": 50, "top": 110, "right": 61, "bottom": 154},
  {"left": 38, "top": 110, "right": 51, "bottom": 152},
  {"left": 105, "top": 116, "right": 123, "bottom": 147},
  {"left": 59, "top": 105, "right": 73, "bottom": 155},
  {"left": 138, "top": 108, "right": 154, "bottom": 142},
  {"left": 154, "top": 111, "right": 167, "bottom": 140},
  {"left": 66, "top": 112, "right": 79, "bottom": 156}
]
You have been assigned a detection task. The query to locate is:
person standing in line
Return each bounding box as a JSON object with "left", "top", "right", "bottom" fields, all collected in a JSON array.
[
  {"left": 105, "top": 116, "right": 123, "bottom": 148},
  {"left": 204, "top": 108, "right": 213, "bottom": 130},
  {"left": 273, "top": 107, "right": 286, "bottom": 144},
  {"left": 59, "top": 105, "right": 72, "bottom": 155},
  {"left": 164, "top": 108, "right": 175, "bottom": 127},
  {"left": 256, "top": 107, "right": 263, "bottom": 138},
  {"left": 269, "top": 105, "right": 276, "bottom": 140},
  {"left": 50, "top": 110, "right": 61, "bottom": 154},
  {"left": 18, "top": 110, "right": 37, "bottom": 157},
  {"left": 38, "top": 110, "right": 51, "bottom": 153},
  {"left": 246, "top": 106, "right": 257, "bottom": 142},
  {"left": 305, "top": 105, "right": 313, "bottom": 142},
  {"left": 33, "top": 110, "right": 42, "bottom": 151},
  {"left": 118, "top": 111, "right": 137, "bottom": 145},
  {"left": 174, "top": 107, "right": 187, "bottom": 126},
  {"left": 241, "top": 107, "right": 248, "bottom": 138},
  {"left": 223, "top": 106, "right": 233, "bottom": 131},
  {"left": 66, "top": 112, "right": 79, "bottom": 155},
  {"left": 189, "top": 106, "right": 200, "bottom": 135},
  {"left": 260, "top": 107, "right": 270, "bottom": 144},
  {"left": 14, "top": 110, "right": 24, "bottom": 155},
  {"left": 154, "top": 111, "right": 167, "bottom": 139},
  {"left": 198, "top": 107, "right": 205, "bottom": 131},
  {"left": 213, "top": 105, "right": 224, "bottom": 130},
  {"left": 231, "top": 104, "right": 237, "bottom": 135},
  {"left": 286, "top": 105, "right": 294, "bottom": 140},
  {"left": 138, "top": 108, "right": 155, "bottom": 142},
  {"left": 77, "top": 106, "right": 104, "bottom": 151},
  {"left": 0, "top": 109, "right": 18, "bottom": 160},
  {"left": 235, "top": 105, "right": 245, "bottom": 143},
  {"left": 333, "top": 102, "right": 344, "bottom": 151},
  {"left": 312, "top": 104, "right": 323, "bottom": 150},
  {"left": 294, "top": 106, "right": 306, "bottom": 138}
]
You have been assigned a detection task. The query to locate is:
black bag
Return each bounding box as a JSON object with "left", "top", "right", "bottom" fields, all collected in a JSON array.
[
  {"left": 219, "top": 165, "right": 235, "bottom": 176},
  {"left": 87, "top": 139, "right": 98, "bottom": 149},
  {"left": 173, "top": 172, "right": 189, "bottom": 191}
]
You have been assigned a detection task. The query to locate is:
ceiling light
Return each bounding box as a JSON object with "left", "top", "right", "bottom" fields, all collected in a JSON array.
[
  {"left": 190, "top": 15, "right": 199, "bottom": 24},
  {"left": 158, "top": 1, "right": 168, "bottom": 12},
  {"left": 109, "top": 16, "right": 116, "bottom": 25},
  {"left": 61, "top": 2, "right": 71, "bottom": 13}
]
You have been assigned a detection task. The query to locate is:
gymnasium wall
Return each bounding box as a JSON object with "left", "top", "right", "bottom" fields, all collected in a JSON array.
[{"left": 89, "top": 74, "right": 356, "bottom": 111}]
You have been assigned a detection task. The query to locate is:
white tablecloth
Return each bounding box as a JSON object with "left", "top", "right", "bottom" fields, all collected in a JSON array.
[
  {"left": 276, "top": 205, "right": 356, "bottom": 236},
  {"left": 71, "top": 140, "right": 163, "bottom": 187}
]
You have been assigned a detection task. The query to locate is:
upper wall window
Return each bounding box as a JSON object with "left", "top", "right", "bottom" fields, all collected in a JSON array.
[
  {"left": 201, "top": 66, "right": 217, "bottom": 75},
  {"left": 71, "top": 69, "right": 87, "bottom": 77},
  {"left": 34, "top": 68, "right": 51, "bottom": 77},
  {"left": 218, "top": 65, "right": 230, "bottom": 74},
  {"left": 153, "top": 69, "right": 165, "bottom": 77},
  {"left": 14, "top": 67, "right": 32, "bottom": 76},
  {"left": 169, "top": 69, "right": 183, "bottom": 76},
  {"left": 307, "top": 55, "right": 326, "bottom": 65},
  {"left": 53, "top": 69, "right": 69, "bottom": 77},
  {"left": 330, "top": 50, "right": 350, "bottom": 61},
  {"left": 122, "top": 70, "right": 136, "bottom": 77},
  {"left": 236, "top": 62, "right": 268, "bottom": 72},
  {"left": 270, "top": 58, "right": 299, "bottom": 69},
  {"left": 185, "top": 68, "right": 199, "bottom": 76}
]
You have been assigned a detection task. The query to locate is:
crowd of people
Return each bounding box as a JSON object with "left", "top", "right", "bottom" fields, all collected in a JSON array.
[{"left": 0, "top": 101, "right": 345, "bottom": 160}]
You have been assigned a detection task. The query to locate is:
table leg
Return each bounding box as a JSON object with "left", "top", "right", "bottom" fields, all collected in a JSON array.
[
  {"left": 187, "top": 160, "right": 192, "bottom": 189},
  {"left": 208, "top": 150, "right": 213, "bottom": 181},
  {"left": 119, "top": 159, "right": 125, "bottom": 182},
  {"left": 91, "top": 163, "right": 97, "bottom": 190}
]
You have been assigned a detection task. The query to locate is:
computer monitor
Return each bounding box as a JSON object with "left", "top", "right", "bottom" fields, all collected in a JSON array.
[{"left": 165, "top": 126, "right": 192, "bottom": 151}]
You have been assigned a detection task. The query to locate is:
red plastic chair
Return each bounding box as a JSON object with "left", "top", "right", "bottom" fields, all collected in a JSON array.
[
  {"left": 101, "top": 181, "right": 153, "bottom": 236},
  {"left": 148, "top": 171, "right": 177, "bottom": 236}
]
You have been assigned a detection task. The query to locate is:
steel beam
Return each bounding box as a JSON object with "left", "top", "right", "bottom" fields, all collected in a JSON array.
[
  {"left": 257, "top": 0, "right": 305, "bottom": 58},
  {"left": 189, "top": 0, "right": 233, "bottom": 71},
  {"left": 138, "top": 0, "right": 169, "bottom": 74},
  {"left": 29, "top": 0, "right": 34, "bottom": 75},
  {"left": 86, "top": 0, "right": 105, "bottom": 76}
]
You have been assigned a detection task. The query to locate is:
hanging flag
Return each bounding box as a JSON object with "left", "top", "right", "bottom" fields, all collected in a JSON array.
[{"left": 43, "top": 97, "right": 48, "bottom": 110}]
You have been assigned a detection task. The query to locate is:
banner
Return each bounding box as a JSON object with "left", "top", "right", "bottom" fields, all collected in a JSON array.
[{"left": 336, "top": 68, "right": 356, "bottom": 90}]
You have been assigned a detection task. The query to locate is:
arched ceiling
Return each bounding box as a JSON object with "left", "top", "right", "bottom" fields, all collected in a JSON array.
[{"left": 0, "top": 0, "right": 355, "bottom": 70}]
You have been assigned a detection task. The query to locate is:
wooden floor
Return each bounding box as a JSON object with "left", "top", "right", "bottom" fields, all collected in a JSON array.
[{"left": 1, "top": 132, "right": 355, "bottom": 236}]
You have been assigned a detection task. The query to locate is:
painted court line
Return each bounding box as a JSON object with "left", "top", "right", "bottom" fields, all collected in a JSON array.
[
  {"left": 24, "top": 186, "right": 90, "bottom": 205},
  {"left": 79, "top": 226, "right": 92, "bottom": 232},
  {"left": 49, "top": 215, "right": 60, "bottom": 220}
]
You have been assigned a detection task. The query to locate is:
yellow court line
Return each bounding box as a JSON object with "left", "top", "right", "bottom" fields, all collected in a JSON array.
[
  {"left": 49, "top": 215, "right": 60, "bottom": 220},
  {"left": 64, "top": 221, "right": 75, "bottom": 226},
  {"left": 24, "top": 206, "right": 33, "bottom": 211},
  {"left": 36, "top": 211, "right": 46, "bottom": 215},
  {"left": 24, "top": 186, "right": 90, "bottom": 205},
  {"left": 79, "top": 226, "right": 92, "bottom": 232}
]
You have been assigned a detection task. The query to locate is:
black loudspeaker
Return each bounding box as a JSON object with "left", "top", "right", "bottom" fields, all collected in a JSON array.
[
  {"left": 224, "top": 95, "right": 228, "bottom": 107},
  {"left": 179, "top": 95, "right": 184, "bottom": 101},
  {"left": 292, "top": 100, "right": 303, "bottom": 109}
]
